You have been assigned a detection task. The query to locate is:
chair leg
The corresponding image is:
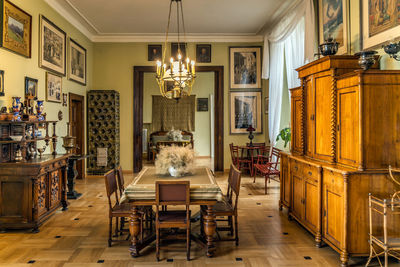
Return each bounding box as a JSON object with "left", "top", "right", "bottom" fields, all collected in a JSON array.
[
  {"left": 114, "top": 217, "right": 119, "bottom": 237},
  {"left": 187, "top": 227, "right": 191, "bottom": 261},
  {"left": 156, "top": 226, "right": 160, "bottom": 261},
  {"left": 265, "top": 176, "right": 268, "bottom": 195},
  {"left": 140, "top": 217, "right": 143, "bottom": 242},
  {"left": 228, "top": 216, "right": 234, "bottom": 236},
  {"left": 234, "top": 215, "right": 239, "bottom": 246},
  {"left": 120, "top": 217, "right": 125, "bottom": 235},
  {"left": 200, "top": 211, "right": 204, "bottom": 237},
  {"left": 108, "top": 217, "right": 112, "bottom": 247}
]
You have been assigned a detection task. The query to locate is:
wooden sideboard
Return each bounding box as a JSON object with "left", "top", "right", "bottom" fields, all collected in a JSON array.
[
  {"left": 0, "top": 154, "right": 69, "bottom": 232},
  {"left": 280, "top": 56, "right": 400, "bottom": 267}
]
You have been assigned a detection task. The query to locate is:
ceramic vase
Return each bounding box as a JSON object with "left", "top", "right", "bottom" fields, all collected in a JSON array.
[{"left": 11, "top": 97, "right": 22, "bottom": 121}]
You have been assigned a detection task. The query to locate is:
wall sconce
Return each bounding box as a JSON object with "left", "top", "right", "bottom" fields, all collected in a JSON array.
[{"left": 383, "top": 42, "right": 400, "bottom": 61}]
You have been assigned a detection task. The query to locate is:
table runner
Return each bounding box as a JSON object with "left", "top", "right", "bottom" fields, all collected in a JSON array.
[{"left": 121, "top": 167, "right": 223, "bottom": 203}]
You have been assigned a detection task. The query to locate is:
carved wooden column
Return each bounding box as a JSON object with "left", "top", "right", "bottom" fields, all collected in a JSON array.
[
  {"left": 61, "top": 164, "right": 68, "bottom": 211},
  {"left": 340, "top": 172, "right": 349, "bottom": 267},
  {"left": 330, "top": 69, "right": 337, "bottom": 163},
  {"left": 300, "top": 78, "right": 306, "bottom": 155}
]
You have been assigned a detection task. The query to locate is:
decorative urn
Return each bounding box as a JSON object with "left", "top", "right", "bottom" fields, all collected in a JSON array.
[
  {"left": 35, "top": 100, "right": 45, "bottom": 121},
  {"left": 11, "top": 97, "right": 22, "bottom": 121},
  {"left": 318, "top": 37, "right": 339, "bottom": 56},
  {"left": 355, "top": 50, "right": 378, "bottom": 70},
  {"left": 62, "top": 122, "right": 77, "bottom": 154}
]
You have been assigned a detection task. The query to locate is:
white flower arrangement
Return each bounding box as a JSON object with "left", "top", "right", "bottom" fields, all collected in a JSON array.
[
  {"left": 167, "top": 128, "right": 183, "bottom": 141},
  {"left": 155, "top": 145, "right": 195, "bottom": 177}
]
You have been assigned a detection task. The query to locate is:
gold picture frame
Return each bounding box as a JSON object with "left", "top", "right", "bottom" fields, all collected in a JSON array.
[
  {"left": 68, "top": 38, "right": 86, "bottom": 85},
  {"left": 318, "top": 0, "right": 348, "bottom": 55},
  {"left": 0, "top": 0, "right": 32, "bottom": 57},
  {"left": 361, "top": 0, "right": 400, "bottom": 49},
  {"left": 229, "top": 47, "right": 262, "bottom": 89},
  {"left": 230, "top": 91, "right": 262, "bottom": 134},
  {"left": 46, "top": 72, "right": 62, "bottom": 103}
]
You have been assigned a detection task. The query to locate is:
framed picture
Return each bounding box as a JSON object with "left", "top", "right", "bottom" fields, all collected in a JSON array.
[
  {"left": 0, "top": 70, "right": 4, "bottom": 96},
  {"left": 197, "top": 98, "right": 209, "bottom": 112},
  {"left": 171, "top": 42, "right": 186, "bottom": 60},
  {"left": 265, "top": 97, "right": 269, "bottom": 114},
  {"left": 39, "top": 15, "right": 66, "bottom": 76},
  {"left": 318, "top": 0, "right": 348, "bottom": 55},
  {"left": 24, "top": 77, "right": 38, "bottom": 99},
  {"left": 148, "top": 44, "right": 162, "bottom": 61},
  {"left": 68, "top": 38, "right": 86, "bottom": 85},
  {"left": 361, "top": 0, "right": 400, "bottom": 49},
  {"left": 46, "top": 72, "right": 62, "bottom": 103},
  {"left": 230, "top": 47, "right": 261, "bottom": 89},
  {"left": 62, "top": 93, "right": 67, "bottom": 106},
  {"left": 196, "top": 44, "right": 211, "bottom": 63},
  {"left": 0, "top": 0, "right": 32, "bottom": 57},
  {"left": 230, "top": 91, "right": 262, "bottom": 134}
]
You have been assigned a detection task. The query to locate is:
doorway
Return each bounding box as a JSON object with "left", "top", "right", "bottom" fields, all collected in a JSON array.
[
  {"left": 133, "top": 66, "right": 224, "bottom": 173},
  {"left": 69, "top": 93, "right": 85, "bottom": 179}
]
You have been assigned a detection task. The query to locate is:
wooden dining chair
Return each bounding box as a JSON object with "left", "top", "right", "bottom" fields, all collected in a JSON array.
[
  {"left": 253, "top": 147, "right": 282, "bottom": 194},
  {"left": 230, "top": 143, "right": 252, "bottom": 176},
  {"left": 201, "top": 164, "right": 242, "bottom": 245},
  {"left": 155, "top": 181, "right": 191, "bottom": 261},
  {"left": 104, "top": 169, "right": 143, "bottom": 247}
]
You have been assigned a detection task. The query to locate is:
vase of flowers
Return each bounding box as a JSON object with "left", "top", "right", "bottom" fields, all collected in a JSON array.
[
  {"left": 155, "top": 145, "right": 195, "bottom": 177},
  {"left": 167, "top": 128, "right": 183, "bottom": 141}
]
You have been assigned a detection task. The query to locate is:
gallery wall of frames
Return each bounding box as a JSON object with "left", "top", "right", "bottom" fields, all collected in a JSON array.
[{"left": 0, "top": 0, "right": 92, "bottom": 154}]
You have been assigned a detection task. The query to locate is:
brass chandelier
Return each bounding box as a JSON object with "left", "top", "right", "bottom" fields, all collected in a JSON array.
[{"left": 156, "top": 0, "right": 195, "bottom": 100}]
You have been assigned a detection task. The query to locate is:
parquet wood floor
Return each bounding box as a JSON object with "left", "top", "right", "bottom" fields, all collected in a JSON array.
[{"left": 0, "top": 163, "right": 398, "bottom": 266}]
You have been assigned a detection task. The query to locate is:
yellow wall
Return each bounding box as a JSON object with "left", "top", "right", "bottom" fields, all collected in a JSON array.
[
  {"left": 0, "top": 0, "right": 93, "bottom": 154},
  {"left": 93, "top": 42, "right": 268, "bottom": 170}
]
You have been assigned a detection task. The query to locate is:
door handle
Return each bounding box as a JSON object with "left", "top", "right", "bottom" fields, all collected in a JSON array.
[{"left": 308, "top": 171, "right": 312, "bottom": 176}]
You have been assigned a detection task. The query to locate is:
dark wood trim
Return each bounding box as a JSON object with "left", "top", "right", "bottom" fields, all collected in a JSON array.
[
  {"left": 69, "top": 92, "right": 85, "bottom": 179},
  {"left": 133, "top": 65, "right": 224, "bottom": 173}
]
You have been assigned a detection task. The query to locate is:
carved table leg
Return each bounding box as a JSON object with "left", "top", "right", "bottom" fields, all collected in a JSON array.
[
  {"left": 129, "top": 206, "right": 141, "bottom": 258},
  {"left": 203, "top": 205, "right": 216, "bottom": 257},
  {"left": 340, "top": 251, "right": 349, "bottom": 267}
]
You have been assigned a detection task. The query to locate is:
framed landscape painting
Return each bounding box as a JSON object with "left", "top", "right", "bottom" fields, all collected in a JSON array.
[
  {"left": 230, "top": 91, "right": 262, "bottom": 134},
  {"left": 46, "top": 72, "right": 62, "bottom": 103},
  {"left": 68, "top": 38, "right": 86, "bottom": 85},
  {"left": 0, "top": 0, "right": 32, "bottom": 57},
  {"left": 230, "top": 47, "right": 261, "bottom": 89},
  {"left": 39, "top": 15, "right": 66, "bottom": 76},
  {"left": 24, "top": 76, "right": 38, "bottom": 99},
  {"left": 362, "top": 0, "right": 400, "bottom": 49},
  {"left": 319, "top": 0, "right": 348, "bottom": 55}
]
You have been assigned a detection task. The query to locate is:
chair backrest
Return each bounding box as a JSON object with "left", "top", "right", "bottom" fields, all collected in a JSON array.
[
  {"left": 230, "top": 143, "right": 239, "bottom": 166},
  {"left": 247, "top": 142, "right": 266, "bottom": 147},
  {"left": 116, "top": 165, "right": 125, "bottom": 197},
  {"left": 269, "top": 147, "right": 282, "bottom": 170},
  {"left": 104, "top": 169, "right": 119, "bottom": 209},
  {"left": 156, "top": 181, "right": 190, "bottom": 206},
  {"left": 227, "top": 164, "right": 241, "bottom": 212},
  {"left": 258, "top": 145, "right": 271, "bottom": 156}
]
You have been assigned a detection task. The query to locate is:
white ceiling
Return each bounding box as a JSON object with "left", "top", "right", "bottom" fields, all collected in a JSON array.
[{"left": 45, "top": 0, "right": 295, "bottom": 42}]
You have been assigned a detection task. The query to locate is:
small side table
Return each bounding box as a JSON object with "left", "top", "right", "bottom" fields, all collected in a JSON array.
[{"left": 67, "top": 154, "right": 89, "bottom": 199}]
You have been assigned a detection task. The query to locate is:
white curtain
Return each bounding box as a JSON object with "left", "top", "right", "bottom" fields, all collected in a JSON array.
[{"left": 264, "top": 0, "right": 315, "bottom": 146}]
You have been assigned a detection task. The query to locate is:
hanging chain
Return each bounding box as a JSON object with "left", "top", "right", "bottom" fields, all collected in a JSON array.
[
  {"left": 180, "top": 0, "right": 187, "bottom": 59},
  {"left": 162, "top": 0, "right": 173, "bottom": 63}
]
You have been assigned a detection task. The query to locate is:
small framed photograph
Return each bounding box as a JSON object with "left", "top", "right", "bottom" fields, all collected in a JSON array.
[
  {"left": 318, "top": 0, "right": 348, "bottom": 54},
  {"left": 68, "top": 38, "right": 86, "bottom": 85},
  {"left": 0, "top": 70, "right": 4, "bottom": 96},
  {"left": 148, "top": 44, "right": 162, "bottom": 61},
  {"left": 46, "top": 72, "right": 62, "bottom": 103},
  {"left": 39, "top": 15, "right": 66, "bottom": 76},
  {"left": 197, "top": 98, "right": 209, "bottom": 112},
  {"left": 24, "top": 77, "right": 38, "bottom": 99},
  {"left": 171, "top": 42, "right": 186, "bottom": 60},
  {"left": 62, "top": 93, "right": 68, "bottom": 106},
  {"left": 230, "top": 47, "right": 261, "bottom": 89},
  {"left": 230, "top": 91, "right": 262, "bottom": 134},
  {"left": 196, "top": 44, "right": 211, "bottom": 63},
  {"left": 0, "top": 0, "right": 32, "bottom": 58}
]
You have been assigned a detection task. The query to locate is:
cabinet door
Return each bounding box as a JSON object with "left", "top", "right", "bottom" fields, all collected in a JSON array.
[
  {"left": 0, "top": 177, "right": 30, "bottom": 224},
  {"left": 303, "top": 166, "right": 320, "bottom": 232},
  {"left": 322, "top": 170, "right": 344, "bottom": 249},
  {"left": 49, "top": 170, "right": 62, "bottom": 209},
  {"left": 291, "top": 171, "right": 304, "bottom": 220},
  {"left": 291, "top": 88, "right": 303, "bottom": 154},
  {"left": 314, "top": 75, "right": 333, "bottom": 161},
  {"left": 280, "top": 154, "right": 290, "bottom": 207},
  {"left": 305, "top": 78, "right": 314, "bottom": 157},
  {"left": 337, "top": 87, "right": 359, "bottom": 167}
]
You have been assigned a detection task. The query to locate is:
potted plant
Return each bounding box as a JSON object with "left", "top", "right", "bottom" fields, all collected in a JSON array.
[{"left": 276, "top": 127, "right": 291, "bottom": 148}]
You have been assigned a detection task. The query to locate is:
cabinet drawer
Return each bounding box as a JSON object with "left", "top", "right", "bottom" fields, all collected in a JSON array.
[
  {"left": 303, "top": 164, "right": 320, "bottom": 184},
  {"left": 290, "top": 159, "right": 302, "bottom": 176}
]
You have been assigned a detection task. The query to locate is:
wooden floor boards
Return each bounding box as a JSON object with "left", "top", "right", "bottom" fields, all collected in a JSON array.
[{"left": 0, "top": 164, "right": 398, "bottom": 266}]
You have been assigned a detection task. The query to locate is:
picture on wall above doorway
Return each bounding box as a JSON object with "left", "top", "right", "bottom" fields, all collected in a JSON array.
[
  {"left": 0, "top": 0, "right": 32, "bottom": 58},
  {"left": 318, "top": 0, "right": 348, "bottom": 55},
  {"left": 362, "top": 0, "right": 400, "bottom": 49},
  {"left": 39, "top": 15, "right": 66, "bottom": 76},
  {"left": 230, "top": 91, "right": 262, "bottom": 134},
  {"left": 196, "top": 44, "right": 211, "bottom": 63},
  {"left": 46, "top": 72, "right": 62, "bottom": 103},
  {"left": 229, "top": 47, "right": 261, "bottom": 89},
  {"left": 148, "top": 44, "right": 162, "bottom": 61},
  {"left": 68, "top": 38, "right": 87, "bottom": 85}
]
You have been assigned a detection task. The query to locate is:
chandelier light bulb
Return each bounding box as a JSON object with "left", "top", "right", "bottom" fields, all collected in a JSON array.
[{"left": 178, "top": 54, "right": 182, "bottom": 60}]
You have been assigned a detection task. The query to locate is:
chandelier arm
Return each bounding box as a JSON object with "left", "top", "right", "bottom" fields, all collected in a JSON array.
[{"left": 162, "top": 0, "right": 173, "bottom": 63}]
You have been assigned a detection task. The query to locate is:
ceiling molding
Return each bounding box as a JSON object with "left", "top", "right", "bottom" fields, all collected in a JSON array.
[{"left": 91, "top": 34, "right": 264, "bottom": 43}]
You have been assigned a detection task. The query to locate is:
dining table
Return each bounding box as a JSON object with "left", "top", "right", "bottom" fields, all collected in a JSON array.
[{"left": 121, "top": 167, "right": 223, "bottom": 258}]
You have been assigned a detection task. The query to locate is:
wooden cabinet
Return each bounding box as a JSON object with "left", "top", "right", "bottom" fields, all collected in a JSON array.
[
  {"left": 0, "top": 155, "right": 69, "bottom": 232},
  {"left": 288, "top": 157, "right": 322, "bottom": 246},
  {"left": 290, "top": 87, "right": 303, "bottom": 155},
  {"left": 279, "top": 152, "right": 290, "bottom": 210}
]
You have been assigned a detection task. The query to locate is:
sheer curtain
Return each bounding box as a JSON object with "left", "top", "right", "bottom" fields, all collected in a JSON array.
[{"left": 263, "top": 0, "right": 315, "bottom": 146}]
